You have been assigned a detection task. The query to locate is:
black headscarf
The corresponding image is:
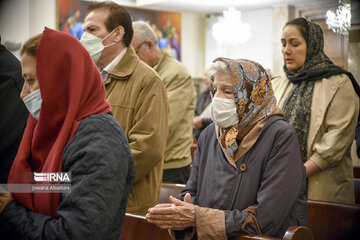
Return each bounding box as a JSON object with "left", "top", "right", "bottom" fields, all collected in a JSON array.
[{"left": 282, "top": 18, "right": 360, "bottom": 163}]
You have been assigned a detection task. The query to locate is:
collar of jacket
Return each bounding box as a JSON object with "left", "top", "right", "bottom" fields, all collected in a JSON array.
[
  {"left": 153, "top": 49, "right": 169, "bottom": 71},
  {"left": 106, "top": 46, "right": 138, "bottom": 82}
]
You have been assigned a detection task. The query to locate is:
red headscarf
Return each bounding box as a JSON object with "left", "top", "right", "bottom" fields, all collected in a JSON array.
[{"left": 8, "top": 28, "right": 111, "bottom": 217}]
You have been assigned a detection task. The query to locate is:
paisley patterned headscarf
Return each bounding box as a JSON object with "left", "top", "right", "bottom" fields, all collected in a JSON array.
[
  {"left": 212, "top": 58, "right": 278, "bottom": 157},
  {"left": 282, "top": 18, "right": 360, "bottom": 163}
]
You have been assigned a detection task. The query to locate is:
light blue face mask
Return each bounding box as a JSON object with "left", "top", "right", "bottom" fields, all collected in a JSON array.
[
  {"left": 22, "top": 88, "right": 42, "bottom": 120},
  {"left": 80, "top": 29, "right": 116, "bottom": 63}
]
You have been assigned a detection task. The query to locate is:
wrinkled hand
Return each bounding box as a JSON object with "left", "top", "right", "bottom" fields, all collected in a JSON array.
[
  {"left": 146, "top": 193, "right": 195, "bottom": 230},
  {"left": 193, "top": 117, "right": 203, "bottom": 129},
  {"left": 0, "top": 192, "right": 14, "bottom": 214}
]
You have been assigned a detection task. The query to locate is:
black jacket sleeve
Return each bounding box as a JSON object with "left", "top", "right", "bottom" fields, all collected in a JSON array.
[
  {"left": 0, "top": 113, "right": 134, "bottom": 240},
  {"left": 0, "top": 45, "right": 28, "bottom": 183}
]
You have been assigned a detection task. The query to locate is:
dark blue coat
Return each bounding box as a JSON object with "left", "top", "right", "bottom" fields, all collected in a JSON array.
[{"left": 0, "top": 113, "right": 134, "bottom": 239}]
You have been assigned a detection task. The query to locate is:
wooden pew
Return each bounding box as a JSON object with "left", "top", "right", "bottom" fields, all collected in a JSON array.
[
  {"left": 354, "top": 166, "right": 360, "bottom": 179},
  {"left": 307, "top": 199, "right": 360, "bottom": 240},
  {"left": 355, "top": 178, "right": 360, "bottom": 204},
  {"left": 159, "top": 182, "right": 360, "bottom": 239},
  {"left": 119, "top": 213, "right": 171, "bottom": 240},
  {"left": 160, "top": 182, "right": 185, "bottom": 203},
  {"left": 158, "top": 184, "right": 313, "bottom": 240},
  {"left": 119, "top": 213, "right": 312, "bottom": 240},
  {"left": 233, "top": 226, "right": 312, "bottom": 240}
]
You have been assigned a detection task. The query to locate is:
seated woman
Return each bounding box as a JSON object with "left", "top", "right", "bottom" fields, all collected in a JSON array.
[
  {"left": 273, "top": 18, "right": 359, "bottom": 203},
  {"left": 146, "top": 58, "right": 307, "bottom": 239},
  {"left": 0, "top": 28, "right": 134, "bottom": 239}
]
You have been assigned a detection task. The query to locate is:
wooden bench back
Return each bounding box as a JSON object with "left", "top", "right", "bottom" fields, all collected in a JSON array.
[
  {"left": 158, "top": 183, "right": 312, "bottom": 240},
  {"left": 160, "top": 182, "right": 185, "bottom": 203},
  {"left": 119, "top": 213, "right": 171, "bottom": 240},
  {"left": 308, "top": 199, "right": 360, "bottom": 240},
  {"left": 354, "top": 166, "right": 360, "bottom": 179},
  {"left": 231, "top": 226, "right": 313, "bottom": 240},
  {"left": 119, "top": 213, "right": 312, "bottom": 240},
  {"left": 354, "top": 178, "right": 360, "bottom": 204}
]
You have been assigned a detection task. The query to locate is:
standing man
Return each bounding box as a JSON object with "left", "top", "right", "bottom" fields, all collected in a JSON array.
[
  {"left": 81, "top": 2, "right": 169, "bottom": 215},
  {"left": 193, "top": 69, "right": 213, "bottom": 140},
  {"left": 132, "top": 21, "right": 196, "bottom": 184}
]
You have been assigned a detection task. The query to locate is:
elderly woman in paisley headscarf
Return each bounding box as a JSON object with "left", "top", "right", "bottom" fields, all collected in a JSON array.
[
  {"left": 146, "top": 58, "right": 308, "bottom": 239},
  {"left": 272, "top": 18, "right": 360, "bottom": 204}
]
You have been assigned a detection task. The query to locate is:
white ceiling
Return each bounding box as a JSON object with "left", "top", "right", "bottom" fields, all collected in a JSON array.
[{"left": 111, "top": 0, "right": 338, "bottom": 14}]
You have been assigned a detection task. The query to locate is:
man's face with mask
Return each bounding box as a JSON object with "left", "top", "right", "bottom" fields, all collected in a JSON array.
[{"left": 83, "top": 7, "right": 118, "bottom": 67}]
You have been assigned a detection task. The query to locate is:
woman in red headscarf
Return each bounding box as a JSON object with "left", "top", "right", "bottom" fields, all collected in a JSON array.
[{"left": 0, "top": 28, "right": 134, "bottom": 240}]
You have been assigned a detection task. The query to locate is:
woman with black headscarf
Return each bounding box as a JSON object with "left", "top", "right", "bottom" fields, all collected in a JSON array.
[{"left": 273, "top": 17, "right": 360, "bottom": 204}]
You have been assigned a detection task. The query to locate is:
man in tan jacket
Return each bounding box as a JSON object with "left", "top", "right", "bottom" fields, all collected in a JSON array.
[
  {"left": 81, "top": 2, "right": 169, "bottom": 215},
  {"left": 132, "top": 21, "right": 196, "bottom": 184}
]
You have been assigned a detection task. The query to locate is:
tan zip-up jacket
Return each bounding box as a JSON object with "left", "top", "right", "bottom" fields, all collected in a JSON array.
[
  {"left": 272, "top": 73, "right": 358, "bottom": 203},
  {"left": 154, "top": 50, "right": 196, "bottom": 170},
  {"left": 105, "top": 46, "right": 169, "bottom": 214}
]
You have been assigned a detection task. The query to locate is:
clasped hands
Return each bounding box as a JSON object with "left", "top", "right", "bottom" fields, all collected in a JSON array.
[
  {"left": 0, "top": 187, "right": 13, "bottom": 214},
  {"left": 146, "top": 193, "right": 196, "bottom": 230}
]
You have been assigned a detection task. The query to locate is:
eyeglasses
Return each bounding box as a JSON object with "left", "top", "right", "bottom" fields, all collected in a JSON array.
[{"left": 135, "top": 41, "right": 146, "bottom": 53}]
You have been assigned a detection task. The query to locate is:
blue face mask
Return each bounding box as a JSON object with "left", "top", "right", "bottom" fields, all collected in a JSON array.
[{"left": 22, "top": 89, "right": 42, "bottom": 120}]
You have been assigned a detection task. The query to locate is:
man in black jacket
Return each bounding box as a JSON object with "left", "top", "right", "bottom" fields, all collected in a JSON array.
[
  {"left": 193, "top": 70, "right": 212, "bottom": 140},
  {"left": 0, "top": 35, "right": 28, "bottom": 183}
]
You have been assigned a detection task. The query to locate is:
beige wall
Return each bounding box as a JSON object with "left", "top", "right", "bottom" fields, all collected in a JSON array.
[
  {"left": 272, "top": 5, "right": 295, "bottom": 77},
  {"left": 0, "top": 0, "right": 56, "bottom": 58},
  {"left": 181, "top": 12, "right": 205, "bottom": 78}
]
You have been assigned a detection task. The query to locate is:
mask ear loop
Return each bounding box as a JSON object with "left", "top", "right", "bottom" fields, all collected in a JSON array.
[
  {"left": 209, "top": 84, "right": 214, "bottom": 100},
  {"left": 102, "top": 27, "right": 118, "bottom": 48}
]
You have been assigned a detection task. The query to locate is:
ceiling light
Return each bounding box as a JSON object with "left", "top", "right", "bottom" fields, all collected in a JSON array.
[
  {"left": 212, "top": 7, "right": 251, "bottom": 45},
  {"left": 326, "top": 0, "right": 351, "bottom": 35}
]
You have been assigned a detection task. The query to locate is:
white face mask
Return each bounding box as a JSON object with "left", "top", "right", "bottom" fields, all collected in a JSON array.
[
  {"left": 80, "top": 29, "right": 116, "bottom": 62},
  {"left": 210, "top": 96, "right": 239, "bottom": 129},
  {"left": 23, "top": 88, "right": 42, "bottom": 120}
]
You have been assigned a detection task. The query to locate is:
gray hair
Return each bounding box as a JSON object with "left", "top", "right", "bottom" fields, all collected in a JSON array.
[
  {"left": 132, "top": 21, "right": 158, "bottom": 46},
  {"left": 207, "top": 61, "right": 230, "bottom": 82}
]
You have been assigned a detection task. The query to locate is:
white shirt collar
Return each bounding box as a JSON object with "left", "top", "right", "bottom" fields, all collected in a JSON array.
[{"left": 103, "top": 47, "right": 128, "bottom": 73}]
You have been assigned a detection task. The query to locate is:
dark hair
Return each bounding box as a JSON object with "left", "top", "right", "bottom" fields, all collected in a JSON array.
[
  {"left": 284, "top": 17, "right": 309, "bottom": 44},
  {"left": 20, "top": 33, "right": 42, "bottom": 57},
  {"left": 87, "top": 1, "right": 133, "bottom": 47}
]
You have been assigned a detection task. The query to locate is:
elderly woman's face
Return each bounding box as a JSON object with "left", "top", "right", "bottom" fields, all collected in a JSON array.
[
  {"left": 20, "top": 54, "right": 39, "bottom": 99},
  {"left": 281, "top": 25, "right": 307, "bottom": 71},
  {"left": 213, "top": 72, "right": 234, "bottom": 100}
]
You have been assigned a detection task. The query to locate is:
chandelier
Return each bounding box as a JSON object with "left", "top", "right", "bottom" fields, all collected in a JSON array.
[
  {"left": 326, "top": 0, "right": 351, "bottom": 35},
  {"left": 212, "top": 7, "right": 251, "bottom": 45}
]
